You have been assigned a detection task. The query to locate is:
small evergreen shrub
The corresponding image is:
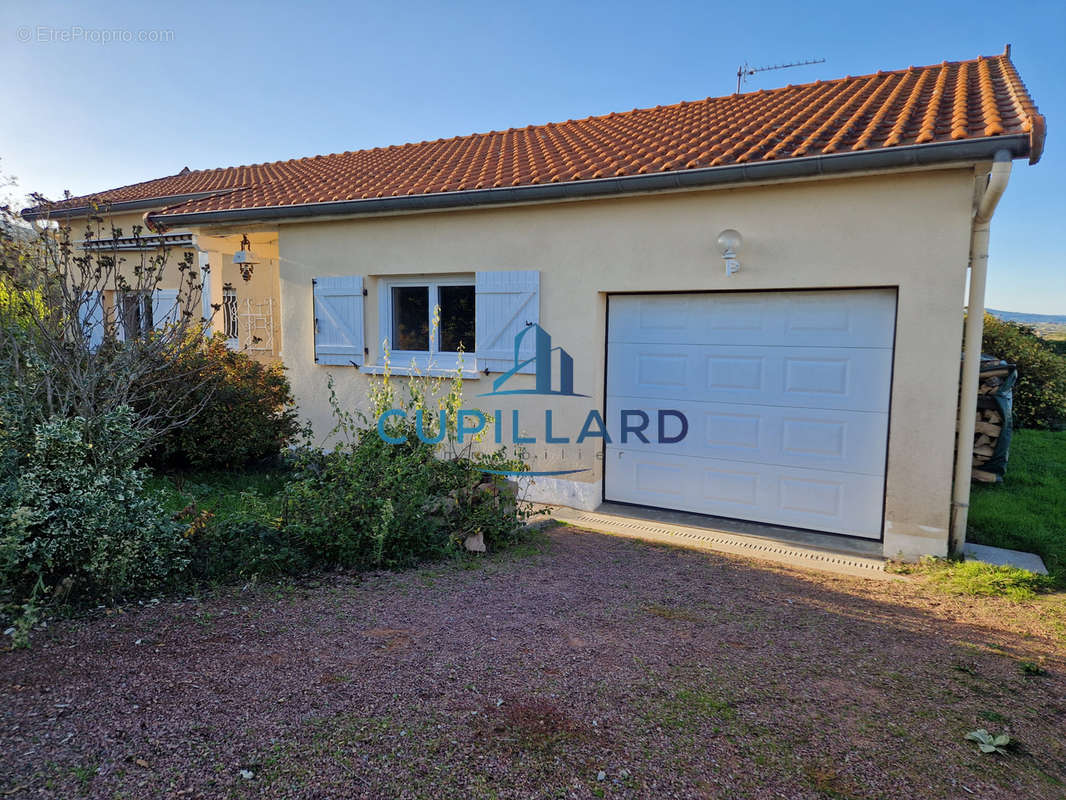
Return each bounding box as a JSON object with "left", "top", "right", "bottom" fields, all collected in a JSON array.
[
  {"left": 0, "top": 408, "right": 187, "bottom": 620},
  {"left": 145, "top": 334, "right": 300, "bottom": 469},
  {"left": 982, "top": 314, "right": 1066, "bottom": 429}
]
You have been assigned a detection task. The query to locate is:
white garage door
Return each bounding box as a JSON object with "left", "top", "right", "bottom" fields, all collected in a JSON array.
[{"left": 605, "top": 290, "right": 896, "bottom": 539}]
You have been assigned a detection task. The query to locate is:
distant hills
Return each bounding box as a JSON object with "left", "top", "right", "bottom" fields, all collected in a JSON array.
[
  {"left": 987, "top": 308, "right": 1066, "bottom": 344},
  {"left": 987, "top": 308, "right": 1066, "bottom": 326}
]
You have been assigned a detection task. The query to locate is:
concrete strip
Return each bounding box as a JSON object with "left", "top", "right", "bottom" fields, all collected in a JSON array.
[
  {"left": 547, "top": 506, "right": 896, "bottom": 580},
  {"left": 963, "top": 542, "right": 1049, "bottom": 575}
]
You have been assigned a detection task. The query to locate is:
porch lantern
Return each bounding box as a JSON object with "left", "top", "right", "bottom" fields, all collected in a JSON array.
[{"left": 233, "top": 234, "right": 259, "bottom": 282}]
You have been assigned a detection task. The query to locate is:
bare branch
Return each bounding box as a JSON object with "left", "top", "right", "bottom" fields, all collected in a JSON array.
[{"left": 0, "top": 201, "right": 219, "bottom": 464}]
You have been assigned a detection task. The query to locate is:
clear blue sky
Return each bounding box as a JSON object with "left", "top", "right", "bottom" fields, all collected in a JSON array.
[{"left": 2, "top": 0, "right": 1062, "bottom": 313}]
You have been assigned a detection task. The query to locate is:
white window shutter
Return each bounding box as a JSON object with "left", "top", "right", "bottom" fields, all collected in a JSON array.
[
  {"left": 80, "top": 291, "right": 105, "bottom": 351},
  {"left": 475, "top": 270, "right": 540, "bottom": 373},
  {"left": 152, "top": 289, "right": 180, "bottom": 330},
  {"left": 198, "top": 252, "right": 213, "bottom": 323},
  {"left": 313, "top": 275, "right": 365, "bottom": 366}
]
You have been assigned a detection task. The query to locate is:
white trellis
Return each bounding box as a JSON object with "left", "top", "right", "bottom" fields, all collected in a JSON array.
[{"left": 240, "top": 297, "right": 275, "bottom": 352}]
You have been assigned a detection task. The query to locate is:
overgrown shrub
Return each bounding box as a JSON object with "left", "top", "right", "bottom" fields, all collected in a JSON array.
[
  {"left": 982, "top": 313, "right": 1066, "bottom": 429},
  {"left": 0, "top": 408, "right": 187, "bottom": 625},
  {"left": 285, "top": 428, "right": 523, "bottom": 569},
  {"left": 145, "top": 334, "right": 300, "bottom": 469},
  {"left": 284, "top": 360, "right": 531, "bottom": 570}
]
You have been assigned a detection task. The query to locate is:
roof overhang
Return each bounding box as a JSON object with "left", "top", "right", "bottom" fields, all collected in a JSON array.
[
  {"left": 150, "top": 135, "right": 1031, "bottom": 230},
  {"left": 21, "top": 188, "right": 244, "bottom": 222}
]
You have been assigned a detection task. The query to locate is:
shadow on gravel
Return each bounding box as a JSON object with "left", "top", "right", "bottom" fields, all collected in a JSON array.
[{"left": 2, "top": 527, "right": 1064, "bottom": 799}]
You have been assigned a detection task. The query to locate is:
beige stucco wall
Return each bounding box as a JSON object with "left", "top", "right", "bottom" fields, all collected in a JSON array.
[
  {"left": 61, "top": 209, "right": 281, "bottom": 361},
  {"left": 272, "top": 167, "right": 975, "bottom": 558}
]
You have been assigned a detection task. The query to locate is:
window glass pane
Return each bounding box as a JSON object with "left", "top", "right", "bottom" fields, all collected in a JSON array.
[
  {"left": 121, "top": 292, "right": 151, "bottom": 338},
  {"left": 438, "top": 285, "right": 475, "bottom": 353},
  {"left": 391, "top": 285, "right": 429, "bottom": 351},
  {"left": 120, "top": 294, "right": 139, "bottom": 337}
]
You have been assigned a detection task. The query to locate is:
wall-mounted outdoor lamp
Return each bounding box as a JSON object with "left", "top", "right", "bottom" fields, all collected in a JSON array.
[
  {"left": 232, "top": 234, "right": 258, "bottom": 282},
  {"left": 716, "top": 228, "right": 742, "bottom": 276}
]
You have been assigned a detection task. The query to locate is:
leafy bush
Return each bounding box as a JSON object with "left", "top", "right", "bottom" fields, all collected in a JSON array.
[
  {"left": 145, "top": 334, "right": 300, "bottom": 470},
  {"left": 285, "top": 429, "right": 523, "bottom": 570},
  {"left": 284, "top": 361, "right": 530, "bottom": 570},
  {"left": 0, "top": 408, "right": 187, "bottom": 621},
  {"left": 982, "top": 314, "right": 1066, "bottom": 429},
  {"left": 0, "top": 277, "right": 48, "bottom": 339}
]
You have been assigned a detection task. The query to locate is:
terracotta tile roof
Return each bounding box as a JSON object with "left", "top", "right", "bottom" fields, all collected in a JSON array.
[
  {"left": 33, "top": 168, "right": 252, "bottom": 214},
  {"left": 28, "top": 51, "right": 1044, "bottom": 223}
]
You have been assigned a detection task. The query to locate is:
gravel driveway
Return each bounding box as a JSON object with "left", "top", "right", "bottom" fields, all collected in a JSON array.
[{"left": 3, "top": 527, "right": 1064, "bottom": 799}]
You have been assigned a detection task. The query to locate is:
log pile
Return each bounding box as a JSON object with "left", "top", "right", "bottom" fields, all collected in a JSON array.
[{"left": 971, "top": 366, "right": 1010, "bottom": 483}]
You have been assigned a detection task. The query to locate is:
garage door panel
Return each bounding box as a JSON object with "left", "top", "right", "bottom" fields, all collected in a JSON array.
[
  {"left": 782, "top": 291, "right": 895, "bottom": 347},
  {"left": 609, "top": 342, "right": 892, "bottom": 412},
  {"left": 605, "top": 290, "right": 895, "bottom": 539},
  {"left": 606, "top": 449, "right": 885, "bottom": 537},
  {"left": 606, "top": 397, "right": 888, "bottom": 474},
  {"left": 608, "top": 290, "right": 896, "bottom": 348}
]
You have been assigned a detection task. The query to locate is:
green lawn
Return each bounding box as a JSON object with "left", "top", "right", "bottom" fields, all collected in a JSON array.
[
  {"left": 969, "top": 428, "right": 1066, "bottom": 586},
  {"left": 146, "top": 466, "right": 289, "bottom": 517}
]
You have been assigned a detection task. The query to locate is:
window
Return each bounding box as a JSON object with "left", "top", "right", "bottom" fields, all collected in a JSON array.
[
  {"left": 390, "top": 285, "right": 430, "bottom": 351},
  {"left": 222, "top": 285, "right": 239, "bottom": 345},
  {"left": 118, "top": 292, "right": 153, "bottom": 339},
  {"left": 438, "top": 284, "right": 475, "bottom": 352},
  {"left": 383, "top": 277, "right": 475, "bottom": 364}
]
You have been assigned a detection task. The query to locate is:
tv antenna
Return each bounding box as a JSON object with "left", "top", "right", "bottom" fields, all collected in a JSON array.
[{"left": 736, "top": 57, "right": 825, "bottom": 93}]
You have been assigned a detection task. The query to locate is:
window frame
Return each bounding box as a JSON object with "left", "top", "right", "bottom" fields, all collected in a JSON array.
[{"left": 378, "top": 275, "right": 477, "bottom": 373}]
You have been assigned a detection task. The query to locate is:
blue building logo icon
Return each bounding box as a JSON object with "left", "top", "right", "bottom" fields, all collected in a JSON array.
[
  {"left": 376, "top": 321, "right": 687, "bottom": 478},
  {"left": 480, "top": 324, "right": 588, "bottom": 397}
]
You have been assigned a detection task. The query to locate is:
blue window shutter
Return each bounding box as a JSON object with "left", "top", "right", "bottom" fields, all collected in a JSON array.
[
  {"left": 475, "top": 270, "right": 539, "bottom": 374},
  {"left": 199, "top": 252, "right": 213, "bottom": 323},
  {"left": 80, "top": 291, "right": 105, "bottom": 351},
  {"left": 152, "top": 289, "right": 180, "bottom": 330},
  {"left": 313, "top": 275, "right": 365, "bottom": 365}
]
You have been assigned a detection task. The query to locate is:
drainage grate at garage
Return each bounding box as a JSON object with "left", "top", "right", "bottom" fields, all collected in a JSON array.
[{"left": 549, "top": 507, "right": 892, "bottom": 579}]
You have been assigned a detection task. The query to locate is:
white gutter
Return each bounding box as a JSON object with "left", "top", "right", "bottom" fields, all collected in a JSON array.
[{"left": 950, "top": 149, "right": 1013, "bottom": 552}]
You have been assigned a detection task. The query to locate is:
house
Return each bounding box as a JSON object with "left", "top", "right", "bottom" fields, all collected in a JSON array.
[{"left": 25, "top": 48, "right": 1046, "bottom": 560}]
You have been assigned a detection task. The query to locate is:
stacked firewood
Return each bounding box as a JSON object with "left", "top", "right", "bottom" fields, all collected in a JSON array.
[{"left": 971, "top": 365, "right": 1011, "bottom": 483}]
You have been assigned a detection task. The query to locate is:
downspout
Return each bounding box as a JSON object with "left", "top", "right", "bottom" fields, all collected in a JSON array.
[{"left": 950, "top": 149, "right": 1012, "bottom": 553}]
